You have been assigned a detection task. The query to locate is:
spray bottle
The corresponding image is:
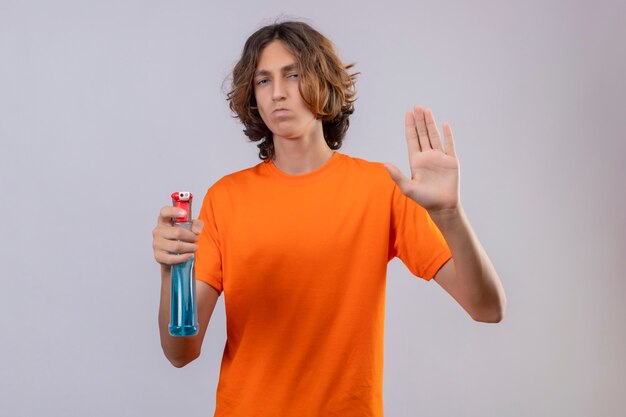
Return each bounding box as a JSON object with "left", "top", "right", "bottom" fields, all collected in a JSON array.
[{"left": 169, "top": 191, "right": 199, "bottom": 336}]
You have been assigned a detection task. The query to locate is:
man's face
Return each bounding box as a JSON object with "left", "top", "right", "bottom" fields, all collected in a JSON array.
[{"left": 253, "top": 40, "right": 318, "bottom": 141}]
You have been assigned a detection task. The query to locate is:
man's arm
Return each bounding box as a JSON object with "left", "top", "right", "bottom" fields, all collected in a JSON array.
[
  {"left": 384, "top": 104, "right": 506, "bottom": 323},
  {"left": 158, "top": 265, "right": 220, "bottom": 367},
  {"left": 153, "top": 206, "right": 220, "bottom": 367},
  {"left": 431, "top": 207, "right": 505, "bottom": 323}
]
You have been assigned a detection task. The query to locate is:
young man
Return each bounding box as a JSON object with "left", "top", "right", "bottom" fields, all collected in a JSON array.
[{"left": 152, "top": 20, "right": 506, "bottom": 416}]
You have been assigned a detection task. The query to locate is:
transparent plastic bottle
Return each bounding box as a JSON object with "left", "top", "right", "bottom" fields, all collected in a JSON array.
[{"left": 169, "top": 191, "right": 199, "bottom": 336}]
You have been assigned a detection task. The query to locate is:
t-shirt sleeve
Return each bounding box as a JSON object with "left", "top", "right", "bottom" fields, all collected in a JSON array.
[
  {"left": 388, "top": 182, "right": 452, "bottom": 280},
  {"left": 194, "top": 187, "right": 223, "bottom": 295}
]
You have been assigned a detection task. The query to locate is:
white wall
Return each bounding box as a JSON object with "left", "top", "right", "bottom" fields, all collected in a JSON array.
[{"left": 1, "top": 0, "right": 624, "bottom": 416}]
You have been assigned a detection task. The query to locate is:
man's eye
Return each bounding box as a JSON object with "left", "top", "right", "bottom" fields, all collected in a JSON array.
[
  {"left": 257, "top": 79, "right": 269, "bottom": 85},
  {"left": 287, "top": 73, "right": 300, "bottom": 79}
]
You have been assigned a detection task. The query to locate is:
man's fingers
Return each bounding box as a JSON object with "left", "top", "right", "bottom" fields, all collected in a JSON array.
[
  {"left": 443, "top": 122, "right": 457, "bottom": 158},
  {"left": 158, "top": 206, "right": 187, "bottom": 225},
  {"left": 405, "top": 111, "right": 421, "bottom": 154},
  {"left": 154, "top": 235, "right": 198, "bottom": 255},
  {"left": 156, "top": 225, "right": 198, "bottom": 243},
  {"left": 413, "top": 105, "right": 432, "bottom": 151},
  {"left": 155, "top": 251, "right": 194, "bottom": 266},
  {"left": 424, "top": 108, "right": 443, "bottom": 151},
  {"left": 153, "top": 205, "right": 200, "bottom": 268}
]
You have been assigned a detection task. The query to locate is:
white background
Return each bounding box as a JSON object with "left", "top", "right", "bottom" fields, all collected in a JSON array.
[{"left": 1, "top": 0, "right": 625, "bottom": 416}]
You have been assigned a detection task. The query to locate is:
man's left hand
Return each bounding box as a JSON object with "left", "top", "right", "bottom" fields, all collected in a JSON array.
[{"left": 384, "top": 104, "right": 460, "bottom": 214}]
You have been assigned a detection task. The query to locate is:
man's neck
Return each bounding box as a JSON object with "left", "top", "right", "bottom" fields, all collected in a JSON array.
[{"left": 272, "top": 125, "right": 334, "bottom": 175}]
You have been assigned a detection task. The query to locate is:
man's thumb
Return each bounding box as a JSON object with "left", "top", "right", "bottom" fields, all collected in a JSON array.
[
  {"left": 383, "top": 162, "right": 411, "bottom": 193},
  {"left": 192, "top": 219, "right": 204, "bottom": 234}
]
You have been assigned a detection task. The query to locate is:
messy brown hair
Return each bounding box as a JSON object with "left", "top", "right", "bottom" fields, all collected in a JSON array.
[{"left": 226, "top": 20, "right": 359, "bottom": 161}]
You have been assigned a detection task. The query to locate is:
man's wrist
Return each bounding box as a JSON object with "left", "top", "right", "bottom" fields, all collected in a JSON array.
[
  {"left": 428, "top": 205, "right": 465, "bottom": 230},
  {"left": 160, "top": 264, "right": 172, "bottom": 275}
]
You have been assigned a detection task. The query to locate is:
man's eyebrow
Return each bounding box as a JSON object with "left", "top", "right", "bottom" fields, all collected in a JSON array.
[{"left": 254, "top": 63, "right": 300, "bottom": 77}]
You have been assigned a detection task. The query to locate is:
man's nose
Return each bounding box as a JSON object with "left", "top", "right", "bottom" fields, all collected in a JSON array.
[{"left": 272, "top": 78, "right": 286, "bottom": 101}]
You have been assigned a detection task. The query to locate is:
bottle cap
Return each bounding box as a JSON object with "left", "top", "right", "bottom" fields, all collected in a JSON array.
[{"left": 171, "top": 191, "right": 193, "bottom": 222}]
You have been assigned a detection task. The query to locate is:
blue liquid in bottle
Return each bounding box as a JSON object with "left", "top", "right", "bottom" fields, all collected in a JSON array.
[{"left": 169, "top": 254, "right": 199, "bottom": 336}]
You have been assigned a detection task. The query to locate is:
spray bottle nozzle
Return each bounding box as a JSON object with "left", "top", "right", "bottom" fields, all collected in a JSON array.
[{"left": 171, "top": 191, "right": 193, "bottom": 222}]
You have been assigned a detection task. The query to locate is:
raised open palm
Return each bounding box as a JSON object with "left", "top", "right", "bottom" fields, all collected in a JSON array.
[{"left": 384, "top": 105, "right": 460, "bottom": 213}]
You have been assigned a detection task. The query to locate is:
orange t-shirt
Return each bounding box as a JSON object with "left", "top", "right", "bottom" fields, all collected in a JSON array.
[{"left": 195, "top": 151, "right": 451, "bottom": 416}]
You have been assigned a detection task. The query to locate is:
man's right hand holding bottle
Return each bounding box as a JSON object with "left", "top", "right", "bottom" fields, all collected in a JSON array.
[{"left": 152, "top": 206, "right": 204, "bottom": 268}]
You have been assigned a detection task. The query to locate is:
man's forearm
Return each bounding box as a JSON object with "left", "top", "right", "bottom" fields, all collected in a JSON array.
[{"left": 429, "top": 205, "right": 506, "bottom": 322}]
